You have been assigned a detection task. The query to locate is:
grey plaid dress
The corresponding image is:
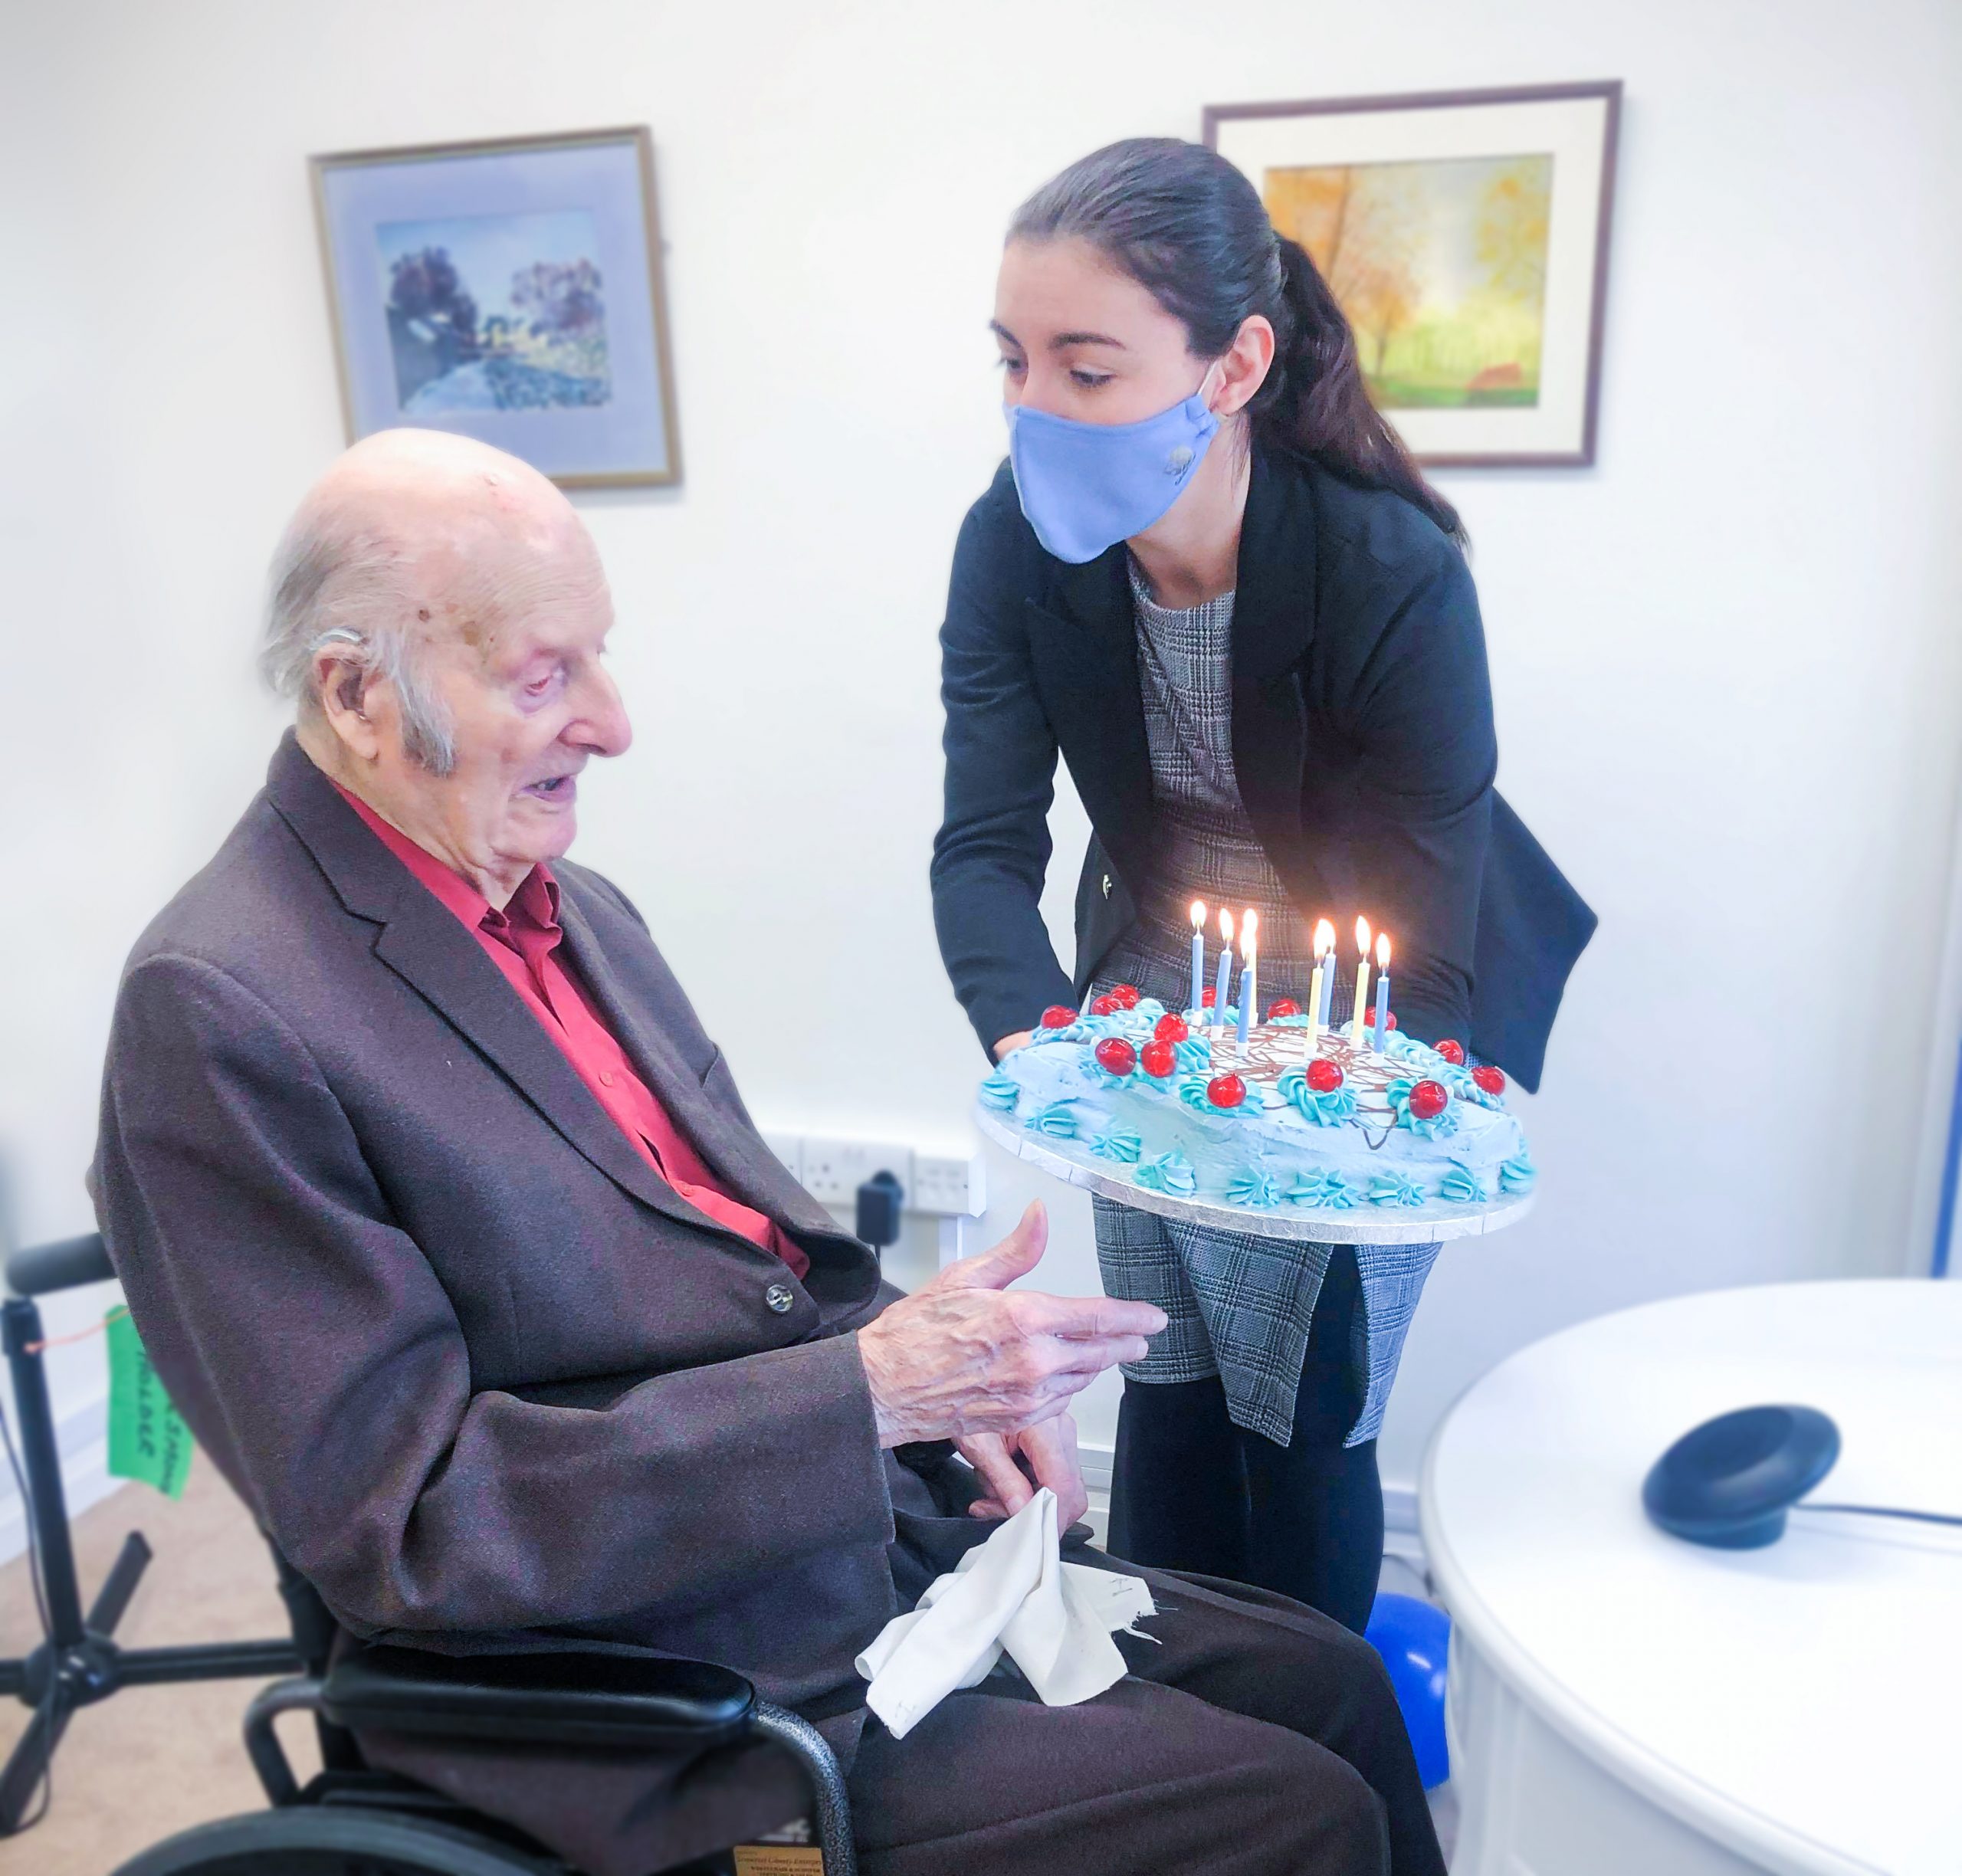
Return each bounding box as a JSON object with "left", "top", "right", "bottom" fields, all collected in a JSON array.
[{"left": 1090, "top": 559, "right": 1441, "bottom": 1450}]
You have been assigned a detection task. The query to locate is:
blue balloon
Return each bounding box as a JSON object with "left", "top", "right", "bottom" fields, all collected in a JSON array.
[{"left": 1364, "top": 1592, "right": 1451, "bottom": 1789}]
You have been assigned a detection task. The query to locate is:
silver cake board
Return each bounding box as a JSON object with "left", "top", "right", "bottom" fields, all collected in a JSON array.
[{"left": 976, "top": 1104, "right": 1535, "bottom": 1246}]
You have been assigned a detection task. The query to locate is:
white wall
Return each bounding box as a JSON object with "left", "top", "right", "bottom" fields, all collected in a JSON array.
[{"left": 3, "top": 0, "right": 1960, "bottom": 1527}]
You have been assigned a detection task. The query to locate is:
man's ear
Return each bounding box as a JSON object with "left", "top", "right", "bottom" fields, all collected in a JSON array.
[{"left": 311, "top": 647, "right": 386, "bottom": 764}]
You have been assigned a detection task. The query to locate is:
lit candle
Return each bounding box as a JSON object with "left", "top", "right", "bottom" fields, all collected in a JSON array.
[
  {"left": 1212, "top": 909, "right": 1235, "bottom": 1035},
  {"left": 1304, "top": 920, "right": 1333, "bottom": 1061},
  {"left": 1371, "top": 932, "right": 1392, "bottom": 1051},
  {"left": 1235, "top": 910, "right": 1258, "bottom": 1053},
  {"left": 1350, "top": 917, "right": 1372, "bottom": 1046},
  {"left": 1316, "top": 922, "right": 1337, "bottom": 1028},
  {"left": 1189, "top": 900, "right": 1208, "bottom": 1017}
]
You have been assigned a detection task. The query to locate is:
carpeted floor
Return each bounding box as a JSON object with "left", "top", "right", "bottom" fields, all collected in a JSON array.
[{"left": 0, "top": 1453, "right": 318, "bottom": 1876}]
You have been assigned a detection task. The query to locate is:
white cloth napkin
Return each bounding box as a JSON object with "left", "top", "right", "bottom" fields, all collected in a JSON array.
[{"left": 854, "top": 1487, "right": 1159, "bottom": 1739}]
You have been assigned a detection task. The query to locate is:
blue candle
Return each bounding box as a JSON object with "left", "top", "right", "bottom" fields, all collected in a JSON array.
[
  {"left": 1235, "top": 953, "right": 1257, "bottom": 1054},
  {"left": 1189, "top": 900, "right": 1208, "bottom": 1016},
  {"left": 1371, "top": 933, "right": 1392, "bottom": 1050},
  {"left": 1317, "top": 935, "right": 1337, "bottom": 1027},
  {"left": 1212, "top": 910, "right": 1235, "bottom": 1031}
]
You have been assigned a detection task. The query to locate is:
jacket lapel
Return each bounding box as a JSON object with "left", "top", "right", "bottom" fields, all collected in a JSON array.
[
  {"left": 1229, "top": 450, "right": 1343, "bottom": 912},
  {"left": 265, "top": 736, "right": 741, "bottom": 1241},
  {"left": 1025, "top": 546, "right": 1158, "bottom": 897},
  {"left": 550, "top": 889, "right": 848, "bottom": 1248}
]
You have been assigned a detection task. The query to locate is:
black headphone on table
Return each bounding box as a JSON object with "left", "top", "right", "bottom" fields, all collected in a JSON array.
[{"left": 1642, "top": 1405, "right": 1962, "bottom": 1550}]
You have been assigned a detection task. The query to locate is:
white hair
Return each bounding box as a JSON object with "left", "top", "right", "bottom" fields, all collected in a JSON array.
[{"left": 258, "top": 510, "right": 458, "bottom": 775}]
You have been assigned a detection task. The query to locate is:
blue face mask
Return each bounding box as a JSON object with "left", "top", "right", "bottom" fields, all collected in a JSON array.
[{"left": 1004, "top": 366, "right": 1223, "bottom": 564}]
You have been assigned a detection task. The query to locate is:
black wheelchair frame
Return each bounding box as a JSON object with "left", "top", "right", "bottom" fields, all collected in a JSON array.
[{"left": 1, "top": 1232, "right": 858, "bottom": 1875}]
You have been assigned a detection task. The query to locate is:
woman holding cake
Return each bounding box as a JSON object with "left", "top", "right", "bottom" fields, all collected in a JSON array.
[{"left": 930, "top": 139, "right": 1594, "bottom": 1633}]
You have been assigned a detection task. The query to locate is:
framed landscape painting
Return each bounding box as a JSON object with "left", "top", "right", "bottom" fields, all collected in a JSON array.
[
  {"left": 1206, "top": 82, "right": 1621, "bottom": 467},
  {"left": 311, "top": 126, "right": 681, "bottom": 487}
]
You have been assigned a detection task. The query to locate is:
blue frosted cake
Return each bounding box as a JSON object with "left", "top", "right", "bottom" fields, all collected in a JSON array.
[{"left": 979, "top": 989, "right": 1534, "bottom": 1219}]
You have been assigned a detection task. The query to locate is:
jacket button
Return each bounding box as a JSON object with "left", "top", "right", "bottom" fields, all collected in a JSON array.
[
  {"left": 1102, "top": 874, "right": 1112, "bottom": 898},
  {"left": 765, "top": 1281, "right": 796, "bottom": 1314}
]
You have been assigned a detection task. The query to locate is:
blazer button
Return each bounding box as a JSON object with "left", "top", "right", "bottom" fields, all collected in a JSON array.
[
  {"left": 1101, "top": 874, "right": 1112, "bottom": 898},
  {"left": 765, "top": 1281, "right": 796, "bottom": 1314}
]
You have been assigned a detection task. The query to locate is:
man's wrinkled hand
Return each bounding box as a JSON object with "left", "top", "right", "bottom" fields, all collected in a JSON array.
[
  {"left": 855, "top": 1202, "right": 1165, "bottom": 1448},
  {"left": 957, "top": 1413, "right": 1088, "bottom": 1530}
]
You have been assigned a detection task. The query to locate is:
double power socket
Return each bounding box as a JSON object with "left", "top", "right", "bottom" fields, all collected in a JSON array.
[{"left": 760, "top": 1131, "right": 986, "bottom": 1218}]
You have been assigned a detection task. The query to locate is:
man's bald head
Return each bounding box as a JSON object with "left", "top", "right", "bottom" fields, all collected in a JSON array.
[{"left": 261, "top": 429, "right": 602, "bottom": 771}]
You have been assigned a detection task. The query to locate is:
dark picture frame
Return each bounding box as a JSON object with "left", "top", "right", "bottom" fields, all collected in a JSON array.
[
  {"left": 1205, "top": 82, "right": 1622, "bottom": 467},
  {"left": 311, "top": 126, "right": 683, "bottom": 489}
]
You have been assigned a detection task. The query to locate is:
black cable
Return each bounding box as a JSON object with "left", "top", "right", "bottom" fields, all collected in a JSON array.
[
  {"left": 0, "top": 1399, "right": 54, "bottom": 1833},
  {"left": 1797, "top": 1500, "right": 1962, "bottom": 1530}
]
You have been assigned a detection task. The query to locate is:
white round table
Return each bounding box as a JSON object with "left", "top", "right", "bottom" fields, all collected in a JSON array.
[{"left": 1420, "top": 1281, "right": 1962, "bottom": 1876}]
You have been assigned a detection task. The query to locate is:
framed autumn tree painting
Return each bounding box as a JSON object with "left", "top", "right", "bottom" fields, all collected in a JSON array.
[
  {"left": 1206, "top": 83, "right": 1620, "bottom": 467},
  {"left": 311, "top": 126, "right": 682, "bottom": 488}
]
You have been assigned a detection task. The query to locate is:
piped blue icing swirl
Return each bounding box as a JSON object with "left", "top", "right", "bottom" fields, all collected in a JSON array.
[
  {"left": 1091, "top": 1123, "right": 1143, "bottom": 1163},
  {"left": 1134, "top": 1150, "right": 1197, "bottom": 1196},
  {"left": 1133, "top": 997, "right": 1167, "bottom": 1025},
  {"left": 979, "top": 1072, "right": 1020, "bottom": 1115},
  {"left": 1030, "top": 1021, "right": 1093, "bottom": 1045},
  {"left": 1439, "top": 1161, "right": 1489, "bottom": 1204},
  {"left": 1026, "top": 1098, "right": 1080, "bottom": 1140},
  {"left": 1176, "top": 1074, "right": 1216, "bottom": 1113},
  {"left": 1226, "top": 1167, "right": 1281, "bottom": 1209},
  {"left": 1386, "top": 1078, "right": 1460, "bottom": 1141},
  {"left": 1289, "top": 1169, "right": 1356, "bottom": 1210},
  {"left": 1276, "top": 1066, "right": 1358, "bottom": 1127},
  {"left": 1499, "top": 1150, "right": 1537, "bottom": 1193},
  {"left": 1368, "top": 1171, "right": 1429, "bottom": 1209},
  {"left": 1172, "top": 1035, "right": 1213, "bottom": 1073}
]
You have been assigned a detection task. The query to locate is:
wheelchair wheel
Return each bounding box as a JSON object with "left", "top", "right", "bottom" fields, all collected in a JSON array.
[{"left": 110, "top": 1807, "right": 564, "bottom": 1875}]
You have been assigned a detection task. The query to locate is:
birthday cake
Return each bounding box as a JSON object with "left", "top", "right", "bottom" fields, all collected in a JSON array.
[{"left": 978, "top": 988, "right": 1534, "bottom": 1223}]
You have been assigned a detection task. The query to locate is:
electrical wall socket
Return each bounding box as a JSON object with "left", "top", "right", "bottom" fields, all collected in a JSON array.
[
  {"left": 799, "top": 1135, "right": 914, "bottom": 1209},
  {"left": 911, "top": 1151, "right": 986, "bottom": 1218}
]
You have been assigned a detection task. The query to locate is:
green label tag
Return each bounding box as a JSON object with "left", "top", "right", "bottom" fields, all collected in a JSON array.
[{"left": 106, "top": 1310, "right": 193, "bottom": 1499}]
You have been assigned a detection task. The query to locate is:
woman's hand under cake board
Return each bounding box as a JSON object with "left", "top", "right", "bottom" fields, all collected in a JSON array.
[{"left": 855, "top": 1201, "right": 1165, "bottom": 1451}]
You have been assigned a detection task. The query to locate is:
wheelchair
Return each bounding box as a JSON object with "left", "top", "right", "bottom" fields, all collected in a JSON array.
[{"left": 1, "top": 1232, "right": 857, "bottom": 1874}]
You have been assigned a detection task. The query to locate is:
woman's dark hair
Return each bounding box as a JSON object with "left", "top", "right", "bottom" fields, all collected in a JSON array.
[{"left": 1009, "top": 137, "right": 1464, "bottom": 545}]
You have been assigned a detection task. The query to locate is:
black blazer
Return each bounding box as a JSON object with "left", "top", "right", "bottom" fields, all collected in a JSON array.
[{"left": 930, "top": 447, "right": 1596, "bottom": 1091}]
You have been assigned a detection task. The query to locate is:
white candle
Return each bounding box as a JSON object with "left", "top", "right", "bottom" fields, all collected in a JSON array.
[
  {"left": 1304, "top": 919, "right": 1333, "bottom": 1061},
  {"left": 1189, "top": 900, "right": 1208, "bottom": 1017},
  {"left": 1350, "top": 917, "right": 1372, "bottom": 1046}
]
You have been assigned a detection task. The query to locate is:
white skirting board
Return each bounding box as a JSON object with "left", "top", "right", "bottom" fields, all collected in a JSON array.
[{"left": 0, "top": 1388, "right": 120, "bottom": 1569}]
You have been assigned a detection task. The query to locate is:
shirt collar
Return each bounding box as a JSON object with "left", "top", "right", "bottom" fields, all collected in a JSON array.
[{"left": 328, "top": 778, "right": 555, "bottom": 934}]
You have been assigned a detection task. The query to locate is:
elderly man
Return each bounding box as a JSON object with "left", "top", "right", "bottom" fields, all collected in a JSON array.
[{"left": 92, "top": 431, "right": 1444, "bottom": 1876}]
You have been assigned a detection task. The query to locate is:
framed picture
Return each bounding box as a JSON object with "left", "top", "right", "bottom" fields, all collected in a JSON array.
[
  {"left": 311, "top": 126, "right": 682, "bottom": 488},
  {"left": 1206, "top": 82, "right": 1621, "bottom": 467}
]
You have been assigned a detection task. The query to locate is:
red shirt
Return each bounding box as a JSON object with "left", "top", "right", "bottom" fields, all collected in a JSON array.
[{"left": 333, "top": 784, "right": 808, "bottom": 1280}]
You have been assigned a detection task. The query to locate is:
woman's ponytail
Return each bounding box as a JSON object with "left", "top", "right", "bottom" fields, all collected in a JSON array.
[
  {"left": 1011, "top": 139, "right": 1465, "bottom": 548},
  {"left": 1263, "top": 237, "right": 1463, "bottom": 544}
]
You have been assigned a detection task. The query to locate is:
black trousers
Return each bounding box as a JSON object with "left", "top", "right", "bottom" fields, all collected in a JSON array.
[
  {"left": 849, "top": 1542, "right": 1446, "bottom": 1876},
  {"left": 1107, "top": 1244, "right": 1386, "bottom": 1634}
]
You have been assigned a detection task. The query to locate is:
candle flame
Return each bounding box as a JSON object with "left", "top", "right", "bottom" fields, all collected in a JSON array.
[
  {"left": 1313, "top": 917, "right": 1335, "bottom": 959},
  {"left": 1239, "top": 908, "right": 1258, "bottom": 950},
  {"left": 1376, "top": 932, "right": 1391, "bottom": 969},
  {"left": 1355, "top": 915, "right": 1371, "bottom": 955},
  {"left": 1189, "top": 899, "right": 1207, "bottom": 930},
  {"left": 1219, "top": 908, "right": 1235, "bottom": 943}
]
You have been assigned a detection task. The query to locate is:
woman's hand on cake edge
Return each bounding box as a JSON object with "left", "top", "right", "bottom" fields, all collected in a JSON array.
[{"left": 993, "top": 1028, "right": 1035, "bottom": 1061}]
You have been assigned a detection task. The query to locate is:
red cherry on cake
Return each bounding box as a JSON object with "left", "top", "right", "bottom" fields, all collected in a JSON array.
[
  {"left": 1201, "top": 987, "right": 1216, "bottom": 1008},
  {"left": 1039, "top": 1005, "right": 1078, "bottom": 1030},
  {"left": 1434, "top": 1039, "right": 1465, "bottom": 1064},
  {"left": 1094, "top": 1038, "right": 1137, "bottom": 1076},
  {"left": 1472, "top": 1064, "right": 1507, "bottom": 1097},
  {"left": 1267, "top": 999, "right": 1302, "bottom": 1018},
  {"left": 1089, "top": 993, "right": 1120, "bottom": 1017},
  {"left": 1382, "top": 1012, "right": 1398, "bottom": 1031},
  {"left": 1140, "top": 1039, "right": 1176, "bottom": 1078},
  {"left": 1406, "top": 1079, "right": 1449, "bottom": 1121},
  {"left": 1153, "top": 1013, "right": 1189, "bottom": 1042},
  {"left": 1206, "top": 1073, "right": 1247, "bottom": 1110},
  {"left": 1109, "top": 983, "right": 1141, "bottom": 1009},
  {"left": 1305, "top": 1059, "right": 1345, "bottom": 1093}
]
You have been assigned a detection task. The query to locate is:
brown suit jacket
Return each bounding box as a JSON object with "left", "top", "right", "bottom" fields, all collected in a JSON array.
[{"left": 91, "top": 733, "right": 990, "bottom": 1871}]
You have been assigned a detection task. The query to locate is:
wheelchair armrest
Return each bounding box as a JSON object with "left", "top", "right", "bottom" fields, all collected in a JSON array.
[
  {"left": 6, "top": 1232, "right": 114, "bottom": 1297},
  {"left": 321, "top": 1643, "right": 756, "bottom": 1750}
]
